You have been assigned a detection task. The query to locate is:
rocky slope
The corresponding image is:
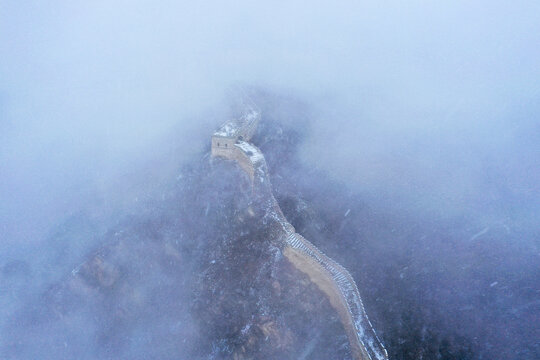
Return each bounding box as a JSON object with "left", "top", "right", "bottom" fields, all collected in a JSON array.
[{"left": 1, "top": 92, "right": 537, "bottom": 359}]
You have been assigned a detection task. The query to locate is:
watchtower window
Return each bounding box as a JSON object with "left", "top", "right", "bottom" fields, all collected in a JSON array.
[
  {"left": 225, "top": 143, "right": 227, "bottom": 147},
  {"left": 217, "top": 142, "right": 220, "bottom": 147}
]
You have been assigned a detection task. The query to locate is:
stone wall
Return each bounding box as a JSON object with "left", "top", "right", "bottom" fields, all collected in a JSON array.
[
  {"left": 236, "top": 110, "right": 259, "bottom": 141},
  {"left": 232, "top": 145, "right": 256, "bottom": 181},
  {"left": 211, "top": 136, "right": 237, "bottom": 159},
  {"left": 210, "top": 120, "right": 388, "bottom": 360},
  {"left": 283, "top": 232, "right": 388, "bottom": 360}
]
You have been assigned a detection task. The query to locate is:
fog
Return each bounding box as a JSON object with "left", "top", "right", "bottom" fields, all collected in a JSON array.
[
  {"left": 1, "top": 1, "right": 539, "bottom": 359},
  {"left": 2, "top": 0, "right": 539, "bottom": 243}
]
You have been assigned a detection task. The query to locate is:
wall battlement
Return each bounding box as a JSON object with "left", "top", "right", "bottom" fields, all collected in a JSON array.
[{"left": 210, "top": 105, "right": 388, "bottom": 360}]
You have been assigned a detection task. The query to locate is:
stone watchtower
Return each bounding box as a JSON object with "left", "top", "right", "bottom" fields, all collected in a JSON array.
[{"left": 211, "top": 99, "right": 261, "bottom": 159}]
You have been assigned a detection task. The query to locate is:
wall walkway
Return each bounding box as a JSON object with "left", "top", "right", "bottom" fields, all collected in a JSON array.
[{"left": 212, "top": 129, "right": 388, "bottom": 360}]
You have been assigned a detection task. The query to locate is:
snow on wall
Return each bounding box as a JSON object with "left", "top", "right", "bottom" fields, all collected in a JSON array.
[
  {"left": 213, "top": 103, "right": 260, "bottom": 140},
  {"left": 284, "top": 233, "right": 388, "bottom": 360},
  {"left": 210, "top": 112, "right": 388, "bottom": 360}
]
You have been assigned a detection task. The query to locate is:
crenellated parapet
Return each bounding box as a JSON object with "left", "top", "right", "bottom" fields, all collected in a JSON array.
[
  {"left": 210, "top": 101, "right": 388, "bottom": 360},
  {"left": 283, "top": 232, "right": 388, "bottom": 360}
]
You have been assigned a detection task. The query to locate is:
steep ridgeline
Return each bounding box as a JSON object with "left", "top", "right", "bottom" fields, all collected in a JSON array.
[{"left": 211, "top": 102, "right": 388, "bottom": 360}]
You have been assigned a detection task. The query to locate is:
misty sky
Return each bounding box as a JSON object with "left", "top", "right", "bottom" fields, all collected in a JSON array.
[{"left": 1, "top": 1, "right": 540, "bottom": 246}]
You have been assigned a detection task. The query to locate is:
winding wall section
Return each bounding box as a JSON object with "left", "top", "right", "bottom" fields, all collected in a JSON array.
[{"left": 211, "top": 111, "right": 388, "bottom": 360}]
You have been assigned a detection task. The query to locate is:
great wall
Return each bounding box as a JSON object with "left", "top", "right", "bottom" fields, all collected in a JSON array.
[{"left": 210, "top": 99, "right": 389, "bottom": 360}]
